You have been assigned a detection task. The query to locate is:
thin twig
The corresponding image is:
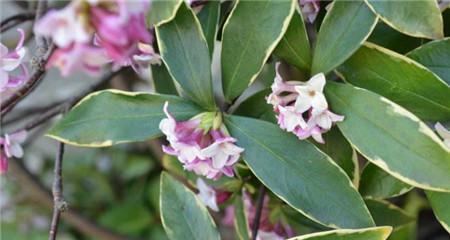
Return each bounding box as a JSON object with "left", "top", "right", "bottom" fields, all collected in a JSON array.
[
  {"left": 1, "top": 0, "right": 51, "bottom": 117},
  {"left": 251, "top": 185, "right": 266, "bottom": 240},
  {"left": 0, "top": 11, "right": 35, "bottom": 33},
  {"left": 0, "top": 44, "right": 55, "bottom": 117},
  {"left": 49, "top": 142, "right": 66, "bottom": 240},
  {"left": 34, "top": 0, "right": 48, "bottom": 48},
  {"left": 8, "top": 70, "right": 120, "bottom": 134}
]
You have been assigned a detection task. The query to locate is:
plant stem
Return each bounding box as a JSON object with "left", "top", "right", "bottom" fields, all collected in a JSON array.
[
  {"left": 49, "top": 142, "right": 66, "bottom": 240},
  {"left": 251, "top": 185, "right": 266, "bottom": 240}
]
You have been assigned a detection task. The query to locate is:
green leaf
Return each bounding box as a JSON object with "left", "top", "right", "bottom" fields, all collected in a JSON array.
[
  {"left": 368, "top": 22, "right": 422, "bottom": 54},
  {"left": 221, "top": 0, "right": 295, "bottom": 102},
  {"left": 311, "top": 0, "right": 377, "bottom": 74},
  {"left": 147, "top": 0, "right": 182, "bottom": 26},
  {"left": 197, "top": 1, "right": 220, "bottom": 56},
  {"left": 425, "top": 191, "right": 450, "bottom": 233},
  {"left": 365, "top": 199, "right": 414, "bottom": 228},
  {"left": 47, "top": 90, "right": 202, "bottom": 147},
  {"left": 274, "top": 10, "right": 311, "bottom": 71},
  {"left": 314, "top": 128, "right": 358, "bottom": 183},
  {"left": 325, "top": 82, "right": 450, "bottom": 192},
  {"left": 407, "top": 38, "right": 450, "bottom": 85},
  {"left": 288, "top": 226, "right": 392, "bottom": 240},
  {"left": 359, "top": 164, "right": 413, "bottom": 199},
  {"left": 337, "top": 42, "right": 450, "bottom": 121},
  {"left": 152, "top": 64, "right": 177, "bottom": 95},
  {"left": 160, "top": 172, "right": 220, "bottom": 240},
  {"left": 233, "top": 195, "right": 250, "bottom": 240},
  {"left": 224, "top": 115, "right": 375, "bottom": 229},
  {"left": 156, "top": 3, "right": 216, "bottom": 110},
  {"left": 233, "top": 88, "right": 275, "bottom": 122},
  {"left": 365, "top": 0, "right": 443, "bottom": 39}
]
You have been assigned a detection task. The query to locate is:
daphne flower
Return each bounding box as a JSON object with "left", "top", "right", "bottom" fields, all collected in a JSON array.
[
  {"left": 277, "top": 106, "right": 308, "bottom": 131},
  {"left": 159, "top": 102, "right": 244, "bottom": 179},
  {"left": 196, "top": 178, "right": 219, "bottom": 211},
  {"left": 47, "top": 43, "right": 109, "bottom": 77},
  {"left": 267, "top": 63, "right": 343, "bottom": 144},
  {"left": 201, "top": 131, "right": 244, "bottom": 169},
  {"left": 0, "top": 131, "right": 27, "bottom": 174},
  {"left": 1, "top": 29, "right": 28, "bottom": 93},
  {"left": 299, "top": 0, "right": 320, "bottom": 23},
  {"left": 435, "top": 123, "right": 450, "bottom": 149},
  {"left": 34, "top": 2, "right": 91, "bottom": 48},
  {"left": 294, "top": 73, "right": 328, "bottom": 113}
]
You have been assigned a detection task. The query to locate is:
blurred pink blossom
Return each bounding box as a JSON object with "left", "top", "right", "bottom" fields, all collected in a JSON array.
[
  {"left": 34, "top": 0, "right": 160, "bottom": 76},
  {"left": 0, "top": 29, "right": 28, "bottom": 93},
  {"left": 0, "top": 131, "right": 27, "bottom": 174}
]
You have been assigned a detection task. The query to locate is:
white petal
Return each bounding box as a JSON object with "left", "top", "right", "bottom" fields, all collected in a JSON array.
[
  {"left": 308, "top": 73, "right": 326, "bottom": 92},
  {"left": 0, "top": 70, "right": 9, "bottom": 89},
  {"left": 212, "top": 152, "right": 229, "bottom": 169},
  {"left": 294, "top": 96, "right": 312, "bottom": 113},
  {"left": 201, "top": 142, "right": 220, "bottom": 158},
  {"left": 311, "top": 93, "right": 328, "bottom": 111},
  {"left": 316, "top": 112, "right": 332, "bottom": 130},
  {"left": 9, "top": 143, "right": 24, "bottom": 158}
]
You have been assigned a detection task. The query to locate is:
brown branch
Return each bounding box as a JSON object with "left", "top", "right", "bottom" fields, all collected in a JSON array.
[
  {"left": 1, "top": 44, "right": 55, "bottom": 117},
  {"left": 251, "top": 185, "right": 266, "bottom": 240},
  {"left": 0, "top": 11, "right": 35, "bottom": 33},
  {"left": 9, "top": 159, "right": 138, "bottom": 240},
  {"left": 49, "top": 142, "right": 66, "bottom": 240}
]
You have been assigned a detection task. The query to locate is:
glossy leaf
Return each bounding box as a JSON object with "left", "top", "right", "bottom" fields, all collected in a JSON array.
[
  {"left": 311, "top": 0, "right": 377, "bottom": 74},
  {"left": 197, "top": 1, "right": 220, "bottom": 56},
  {"left": 274, "top": 10, "right": 311, "bottom": 71},
  {"left": 225, "top": 115, "right": 375, "bottom": 229},
  {"left": 221, "top": 0, "right": 295, "bottom": 102},
  {"left": 233, "top": 88, "right": 275, "bottom": 122},
  {"left": 160, "top": 172, "right": 220, "bottom": 240},
  {"left": 426, "top": 191, "right": 450, "bottom": 233},
  {"left": 365, "top": 0, "right": 443, "bottom": 39},
  {"left": 147, "top": 0, "right": 182, "bottom": 26},
  {"left": 407, "top": 38, "right": 450, "bottom": 85},
  {"left": 48, "top": 90, "right": 202, "bottom": 147},
  {"left": 365, "top": 199, "right": 414, "bottom": 228},
  {"left": 314, "top": 128, "right": 358, "bottom": 183},
  {"left": 368, "top": 22, "right": 422, "bottom": 54},
  {"left": 152, "top": 64, "right": 177, "bottom": 95},
  {"left": 234, "top": 195, "right": 250, "bottom": 240},
  {"left": 325, "top": 82, "right": 450, "bottom": 192},
  {"left": 359, "top": 164, "right": 413, "bottom": 199},
  {"left": 288, "top": 226, "right": 392, "bottom": 240},
  {"left": 156, "top": 3, "right": 216, "bottom": 109},
  {"left": 338, "top": 43, "right": 450, "bottom": 121}
]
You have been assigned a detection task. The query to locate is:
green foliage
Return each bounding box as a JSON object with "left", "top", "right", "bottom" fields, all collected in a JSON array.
[
  {"left": 312, "top": 0, "right": 377, "bottom": 74},
  {"left": 44, "top": 1, "right": 450, "bottom": 239},
  {"left": 160, "top": 172, "right": 220, "bottom": 240},
  {"left": 156, "top": 3, "right": 216, "bottom": 109},
  {"left": 221, "top": 0, "right": 295, "bottom": 102},
  {"left": 225, "top": 115, "right": 375, "bottom": 228},
  {"left": 325, "top": 82, "right": 450, "bottom": 192}
]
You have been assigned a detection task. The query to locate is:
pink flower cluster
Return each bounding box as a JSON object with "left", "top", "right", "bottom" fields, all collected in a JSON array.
[
  {"left": 1, "top": 29, "right": 28, "bottom": 95},
  {"left": 34, "top": 0, "right": 160, "bottom": 76},
  {"left": 159, "top": 102, "right": 244, "bottom": 180},
  {"left": 223, "top": 192, "right": 295, "bottom": 240},
  {"left": 0, "top": 131, "right": 27, "bottom": 174},
  {"left": 267, "top": 63, "right": 344, "bottom": 144}
]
